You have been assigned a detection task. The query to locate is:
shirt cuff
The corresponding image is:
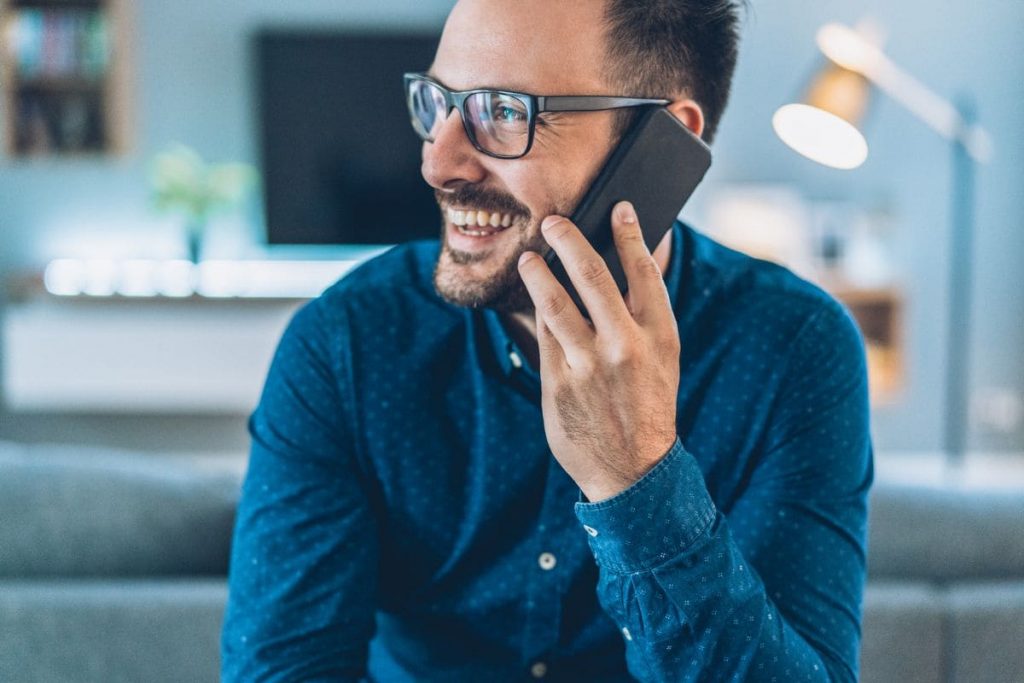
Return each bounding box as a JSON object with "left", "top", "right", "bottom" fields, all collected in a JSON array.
[{"left": 573, "top": 438, "right": 717, "bottom": 574}]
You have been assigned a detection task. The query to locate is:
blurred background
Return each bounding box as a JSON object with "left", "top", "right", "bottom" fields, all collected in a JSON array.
[{"left": 0, "top": 1, "right": 1021, "bottom": 682}]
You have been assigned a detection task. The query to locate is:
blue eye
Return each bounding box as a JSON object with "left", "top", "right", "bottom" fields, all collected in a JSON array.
[
  {"left": 495, "top": 103, "right": 526, "bottom": 123},
  {"left": 485, "top": 94, "right": 528, "bottom": 128}
]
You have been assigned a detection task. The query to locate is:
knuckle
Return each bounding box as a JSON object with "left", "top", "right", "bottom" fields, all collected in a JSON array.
[
  {"left": 576, "top": 258, "right": 608, "bottom": 285},
  {"left": 573, "top": 355, "right": 596, "bottom": 375},
  {"left": 605, "top": 339, "right": 642, "bottom": 368},
  {"left": 541, "top": 293, "right": 568, "bottom": 318},
  {"left": 633, "top": 255, "right": 662, "bottom": 278}
]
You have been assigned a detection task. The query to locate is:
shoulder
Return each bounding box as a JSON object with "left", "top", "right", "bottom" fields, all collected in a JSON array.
[
  {"left": 285, "top": 239, "right": 466, "bottom": 359},
  {"left": 321, "top": 238, "right": 441, "bottom": 305},
  {"left": 301, "top": 238, "right": 451, "bottom": 318}
]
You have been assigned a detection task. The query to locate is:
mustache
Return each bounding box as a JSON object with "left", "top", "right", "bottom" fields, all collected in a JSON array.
[{"left": 435, "top": 186, "right": 531, "bottom": 220}]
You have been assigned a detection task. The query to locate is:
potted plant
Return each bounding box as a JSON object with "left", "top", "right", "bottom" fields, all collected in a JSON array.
[{"left": 150, "top": 144, "right": 257, "bottom": 263}]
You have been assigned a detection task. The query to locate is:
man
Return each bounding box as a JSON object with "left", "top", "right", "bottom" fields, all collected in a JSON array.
[{"left": 222, "top": 1, "right": 873, "bottom": 681}]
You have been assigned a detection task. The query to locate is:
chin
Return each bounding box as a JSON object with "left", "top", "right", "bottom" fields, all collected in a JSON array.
[{"left": 433, "top": 240, "right": 534, "bottom": 313}]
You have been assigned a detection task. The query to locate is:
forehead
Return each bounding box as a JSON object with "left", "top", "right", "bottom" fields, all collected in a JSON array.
[{"left": 431, "top": 0, "right": 611, "bottom": 95}]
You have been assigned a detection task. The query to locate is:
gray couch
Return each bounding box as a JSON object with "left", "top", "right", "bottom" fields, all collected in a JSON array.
[
  {"left": 0, "top": 442, "right": 239, "bottom": 682},
  {"left": 859, "top": 481, "right": 1024, "bottom": 682},
  {"left": 1, "top": 441, "right": 1022, "bottom": 682}
]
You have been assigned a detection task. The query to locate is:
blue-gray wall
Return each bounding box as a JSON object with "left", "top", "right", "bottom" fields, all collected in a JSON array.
[{"left": 1, "top": 0, "right": 1022, "bottom": 453}]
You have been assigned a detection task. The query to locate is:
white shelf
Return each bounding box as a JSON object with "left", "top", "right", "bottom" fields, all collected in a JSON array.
[
  {"left": 42, "top": 258, "right": 364, "bottom": 299},
  {"left": 2, "top": 296, "right": 305, "bottom": 413}
]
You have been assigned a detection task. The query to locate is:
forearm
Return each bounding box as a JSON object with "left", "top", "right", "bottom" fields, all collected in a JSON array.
[{"left": 575, "top": 440, "right": 860, "bottom": 682}]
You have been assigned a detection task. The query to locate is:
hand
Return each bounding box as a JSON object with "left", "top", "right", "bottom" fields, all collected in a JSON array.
[{"left": 517, "top": 201, "right": 681, "bottom": 502}]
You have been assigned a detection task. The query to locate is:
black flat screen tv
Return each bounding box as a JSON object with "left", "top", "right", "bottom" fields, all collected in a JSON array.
[{"left": 256, "top": 30, "right": 441, "bottom": 245}]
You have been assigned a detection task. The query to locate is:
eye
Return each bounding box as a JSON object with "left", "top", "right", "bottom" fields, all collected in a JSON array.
[
  {"left": 487, "top": 94, "right": 528, "bottom": 127},
  {"left": 495, "top": 102, "right": 527, "bottom": 123}
]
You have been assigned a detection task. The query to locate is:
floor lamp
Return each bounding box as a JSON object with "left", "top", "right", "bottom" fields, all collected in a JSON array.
[{"left": 772, "top": 22, "right": 993, "bottom": 463}]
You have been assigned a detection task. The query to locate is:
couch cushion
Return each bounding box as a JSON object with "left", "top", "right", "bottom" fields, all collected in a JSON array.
[
  {"left": 867, "top": 483, "right": 1024, "bottom": 581},
  {"left": 947, "top": 582, "right": 1024, "bottom": 683},
  {"left": 859, "top": 582, "right": 945, "bottom": 683},
  {"left": 0, "top": 578, "right": 226, "bottom": 683},
  {"left": 0, "top": 441, "right": 243, "bottom": 577}
]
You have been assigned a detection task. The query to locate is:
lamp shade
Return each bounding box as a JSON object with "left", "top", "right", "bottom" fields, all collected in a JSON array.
[{"left": 773, "top": 61, "right": 871, "bottom": 170}]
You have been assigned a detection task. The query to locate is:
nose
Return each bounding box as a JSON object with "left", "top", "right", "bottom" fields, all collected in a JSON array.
[{"left": 420, "top": 108, "right": 488, "bottom": 192}]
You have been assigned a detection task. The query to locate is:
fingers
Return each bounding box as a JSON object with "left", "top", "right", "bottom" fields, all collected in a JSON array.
[
  {"left": 539, "top": 215, "right": 632, "bottom": 332},
  {"left": 611, "top": 201, "right": 673, "bottom": 326},
  {"left": 535, "top": 312, "right": 566, "bottom": 371},
  {"left": 517, "top": 250, "right": 592, "bottom": 366}
]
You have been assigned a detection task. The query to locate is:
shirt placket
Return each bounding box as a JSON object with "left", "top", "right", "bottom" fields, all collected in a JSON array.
[{"left": 521, "top": 454, "right": 598, "bottom": 679}]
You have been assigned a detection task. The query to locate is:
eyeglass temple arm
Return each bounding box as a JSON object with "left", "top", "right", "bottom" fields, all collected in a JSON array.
[{"left": 537, "top": 96, "right": 670, "bottom": 112}]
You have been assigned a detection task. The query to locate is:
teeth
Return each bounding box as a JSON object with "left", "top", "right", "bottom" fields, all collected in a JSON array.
[{"left": 447, "top": 208, "right": 514, "bottom": 231}]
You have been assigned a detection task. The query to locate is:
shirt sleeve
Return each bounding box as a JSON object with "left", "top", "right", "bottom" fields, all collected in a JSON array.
[
  {"left": 221, "top": 298, "right": 378, "bottom": 682},
  {"left": 574, "top": 302, "right": 873, "bottom": 683}
]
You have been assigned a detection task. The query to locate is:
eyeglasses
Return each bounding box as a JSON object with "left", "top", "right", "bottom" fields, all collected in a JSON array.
[{"left": 404, "top": 72, "right": 670, "bottom": 160}]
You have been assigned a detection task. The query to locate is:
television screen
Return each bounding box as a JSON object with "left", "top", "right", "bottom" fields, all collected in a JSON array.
[{"left": 256, "top": 30, "right": 441, "bottom": 245}]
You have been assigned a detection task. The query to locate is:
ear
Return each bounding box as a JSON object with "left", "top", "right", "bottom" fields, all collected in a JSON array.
[{"left": 666, "top": 99, "right": 705, "bottom": 138}]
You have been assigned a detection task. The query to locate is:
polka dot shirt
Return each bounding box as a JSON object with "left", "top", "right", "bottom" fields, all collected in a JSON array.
[{"left": 221, "top": 222, "right": 873, "bottom": 682}]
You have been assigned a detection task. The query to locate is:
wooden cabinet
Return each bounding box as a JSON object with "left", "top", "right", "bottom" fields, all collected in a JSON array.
[
  {"left": 827, "top": 284, "right": 905, "bottom": 406},
  {"left": 0, "top": 0, "right": 132, "bottom": 157}
]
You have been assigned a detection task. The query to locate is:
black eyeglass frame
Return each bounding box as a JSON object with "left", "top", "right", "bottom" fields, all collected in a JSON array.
[{"left": 404, "top": 72, "right": 671, "bottom": 159}]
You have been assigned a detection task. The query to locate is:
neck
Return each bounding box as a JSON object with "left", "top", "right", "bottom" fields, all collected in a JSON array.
[{"left": 502, "top": 228, "right": 674, "bottom": 367}]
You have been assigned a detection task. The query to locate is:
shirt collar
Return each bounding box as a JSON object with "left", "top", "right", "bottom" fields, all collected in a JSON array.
[{"left": 481, "top": 220, "right": 687, "bottom": 380}]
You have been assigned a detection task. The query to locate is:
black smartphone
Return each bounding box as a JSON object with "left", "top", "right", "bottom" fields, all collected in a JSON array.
[{"left": 544, "top": 106, "right": 712, "bottom": 315}]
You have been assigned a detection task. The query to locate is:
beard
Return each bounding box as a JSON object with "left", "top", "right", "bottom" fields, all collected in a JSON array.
[{"left": 432, "top": 185, "right": 550, "bottom": 314}]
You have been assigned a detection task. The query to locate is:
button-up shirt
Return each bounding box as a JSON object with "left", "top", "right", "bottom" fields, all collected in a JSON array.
[{"left": 222, "top": 221, "right": 873, "bottom": 682}]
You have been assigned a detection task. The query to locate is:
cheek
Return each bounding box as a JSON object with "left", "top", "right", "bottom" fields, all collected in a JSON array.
[
  {"left": 505, "top": 163, "right": 590, "bottom": 219},
  {"left": 502, "top": 117, "right": 618, "bottom": 218}
]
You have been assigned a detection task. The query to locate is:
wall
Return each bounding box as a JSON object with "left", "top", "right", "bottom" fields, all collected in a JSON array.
[
  {"left": 1, "top": 0, "right": 1021, "bottom": 453},
  {"left": 710, "top": 1, "right": 1024, "bottom": 453}
]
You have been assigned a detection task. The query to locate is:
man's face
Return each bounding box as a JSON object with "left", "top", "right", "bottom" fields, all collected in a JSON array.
[{"left": 424, "top": 0, "right": 620, "bottom": 313}]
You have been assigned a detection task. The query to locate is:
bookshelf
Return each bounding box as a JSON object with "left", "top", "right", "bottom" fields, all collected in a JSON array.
[{"left": 0, "top": 0, "right": 132, "bottom": 157}]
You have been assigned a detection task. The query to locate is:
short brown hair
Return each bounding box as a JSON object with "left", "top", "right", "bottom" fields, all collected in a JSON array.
[{"left": 603, "top": 0, "right": 746, "bottom": 144}]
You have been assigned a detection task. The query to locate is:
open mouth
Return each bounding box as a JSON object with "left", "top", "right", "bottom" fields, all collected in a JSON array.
[{"left": 447, "top": 208, "right": 515, "bottom": 237}]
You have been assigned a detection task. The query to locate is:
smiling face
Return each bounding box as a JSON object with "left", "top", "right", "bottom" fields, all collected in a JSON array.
[{"left": 423, "top": 0, "right": 621, "bottom": 312}]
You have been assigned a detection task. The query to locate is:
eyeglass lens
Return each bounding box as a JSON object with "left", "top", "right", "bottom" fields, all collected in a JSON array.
[
  {"left": 407, "top": 78, "right": 532, "bottom": 157},
  {"left": 408, "top": 79, "right": 447, "bottom": 140}
]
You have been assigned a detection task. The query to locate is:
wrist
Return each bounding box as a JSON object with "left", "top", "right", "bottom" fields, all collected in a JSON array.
[
  {"left": 574, "top": 438, "right": 718, "bottom": 574},
  {"left": 577, "top": 435, "right": 677, "bottom": 502}
]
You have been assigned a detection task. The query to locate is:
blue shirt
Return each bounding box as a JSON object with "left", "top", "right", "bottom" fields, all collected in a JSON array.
[{"left": 222, "top": 222, "right": 873, "bottom": 682}]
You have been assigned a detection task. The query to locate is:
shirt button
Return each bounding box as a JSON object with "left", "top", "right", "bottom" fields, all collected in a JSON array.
[
  {"left": 621, "top": 626, "right": 632, "bottom": 641},
  {"left": 583, "top": 524, "right": 599, "bottom": 537},
  {"left": 537, "top": 552, "right": 557, "bottom": 570},
  {"left": 530, "top": 661, "right": 548, "bottom": 678},
  {"left": 509, "top": 350, "right": 523, "bottom": 369}
]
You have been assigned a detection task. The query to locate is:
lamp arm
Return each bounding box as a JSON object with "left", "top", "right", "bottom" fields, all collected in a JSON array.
[{"left": 818, "top": 23, "right": 993, "bottom": 162}]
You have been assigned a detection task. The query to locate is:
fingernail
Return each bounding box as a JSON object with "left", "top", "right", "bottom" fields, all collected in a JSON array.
[
  {"left": 519, "top": 251, "right": 537, "bottom": 266},
  {"left": 541, "top": 215, "right": 564, "bottom": 232},
  {"left": 617, "top": 202, "right": 637, "bottom": 224}
]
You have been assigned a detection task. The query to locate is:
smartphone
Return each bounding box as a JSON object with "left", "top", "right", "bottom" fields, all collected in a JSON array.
[{"left": 544, "top": 106, "right": 712, "bottom": 316}]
